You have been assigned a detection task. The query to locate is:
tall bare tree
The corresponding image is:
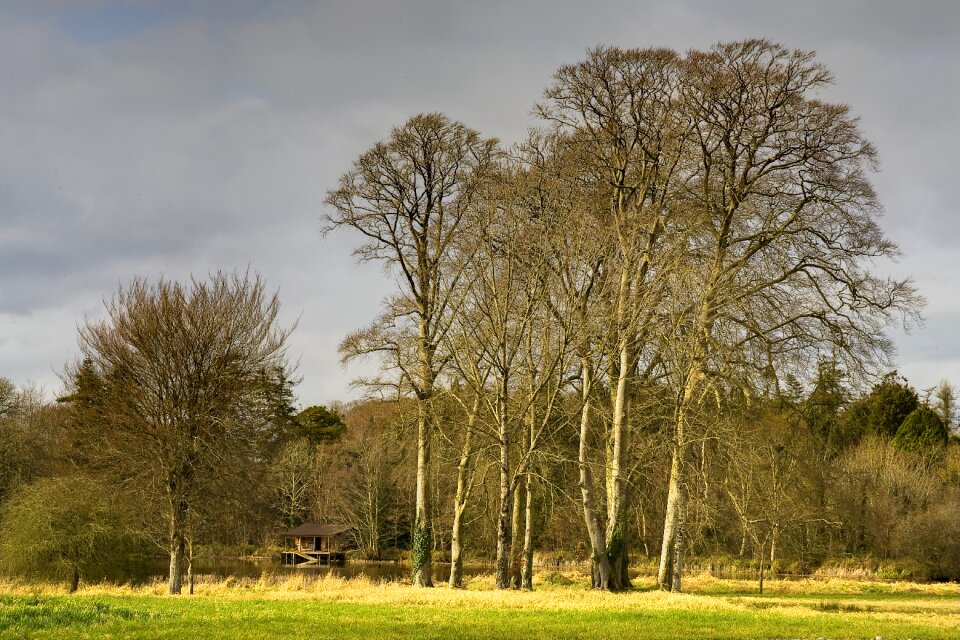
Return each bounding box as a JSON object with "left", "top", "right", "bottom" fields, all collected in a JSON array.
[
  {"left": 656, "top": 40, "right": 921, "bottom": 591},
  {"left": 537, "top": 48, "right": 692, "bottom": 589},
  {"left": 326, "top": 113, "right": 499, "bottom": 586},
  {"left": 77, "top": 272, "right": 291, "bottom": 594}
]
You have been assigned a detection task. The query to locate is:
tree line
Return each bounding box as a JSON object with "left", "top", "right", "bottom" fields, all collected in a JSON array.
[{"left": 2, "top": 40, "right": 954, "bottom": 596}]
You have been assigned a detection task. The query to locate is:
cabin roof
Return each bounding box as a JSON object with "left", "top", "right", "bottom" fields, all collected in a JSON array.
[{"left": 283, "top": 523, "right": 352, "bottom": 537}]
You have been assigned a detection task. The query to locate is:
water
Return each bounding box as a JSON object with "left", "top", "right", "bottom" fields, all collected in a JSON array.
[{"left": 106, "top": 557, "right": 493, "bottom": 586}]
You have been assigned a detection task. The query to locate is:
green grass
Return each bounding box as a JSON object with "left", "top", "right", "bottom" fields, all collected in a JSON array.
[{"left": 1, "top": 577, "right": 958, "bottom": 639}]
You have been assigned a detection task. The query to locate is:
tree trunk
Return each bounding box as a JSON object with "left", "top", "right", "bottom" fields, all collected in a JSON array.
[
  {"left": 449, "top": 400, "right": 478, "bottom": 589},
  {"left": 449, "top": 502, "right": 467, "bottom": 589},
  {"left": 577, "top": 359, "right": 611, "bottom": 589},
  {"left": 770, "top": 525, "right": 778, "bottom": 566},
  {"left": 187, "top": 535, "right": 194, "bottom": 595},
  {"left": 412, "top": 400, "right": 433, "bottom": 587},
  {"left": 521, "top": 473, "right": 535, "bottom": 590},
  {"left": 639, "top": 507, "right": 650, "bottom": 558},
  {"left": 168, "top": 496, "right": 188, "bottom": 595},
  {"left": 495, "top": 379, "right": 513, "bottom": 590},
  {"left": 69, "top": 564, "right": 80, "bottom": 593},
  {"left": 509, "top": 480, "right": 522, "bottom": 589},
  {"left": 658, "top": 438, "right": 685, "bottom": 591},
  {"left": 659, "top": 368, "right": 700, "bottom": 592},
  {"left": 370, "top": 501, "right": 381, "bottom": 561},
  {"left": 495, "top": 444, "right": 513, "bottom": 589},
  {"left": 671, "top": 511, "right": 684, "bottom": 593},
  {"left": 606, "top": 343, "right": 632, "bottom": 590}
]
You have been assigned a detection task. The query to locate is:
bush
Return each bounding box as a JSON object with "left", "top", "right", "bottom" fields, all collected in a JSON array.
[{"left": 0, "top": 474, "right": 140, "bottom": 592}]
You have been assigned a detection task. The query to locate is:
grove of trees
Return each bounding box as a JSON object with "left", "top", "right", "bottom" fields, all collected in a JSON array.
[{"left": 325, "top": 40, "right": 927, "bottom": 591}]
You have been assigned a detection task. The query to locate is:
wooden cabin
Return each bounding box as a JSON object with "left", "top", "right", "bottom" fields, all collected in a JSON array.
[{"left": 281, "top": 523, "right": 352, "bottom": 566}]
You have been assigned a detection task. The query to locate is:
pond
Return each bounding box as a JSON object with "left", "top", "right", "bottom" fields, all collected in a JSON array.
[{"left": 106, "top": 557, "right": 499, "bottom": 586}]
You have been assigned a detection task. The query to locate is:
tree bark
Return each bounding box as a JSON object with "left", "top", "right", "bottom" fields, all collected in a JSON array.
[
  {"left": 521, "top": 472, "right": 535, "bottom": 590},
  {"left": 168, "top": 528, "right": 185, "bottom": 595},
  {"left": 659, "top": 364, "right": 702, "bottom": 592},
  {"left": 495, "top": 441, "right": 513, "bottom": 589},
  {"left": 509, "top": 479, "right": 523, "bottom": 589},
  {"left": 412, "top": 400, "right": 433, "bottom": 587},
  {"left": 187, "top": 535, "right": 194, "bottom": 595},
  {"left": 671, "top": 510, "right": 684, "bottom": 593},
  {"left": 168, "top": 491, "right": 188, "bottom": 595},
  {"left": 606, "top": 343, "right": 632, "bottom": 590},
  {"left": 577, "top": 360, "right": 611, "bottom": 589},
  {"left": 449, "top": 417, "right": 475, "bottom": 589},
  {"left": 495, "top": 378, "right": 513, "bottom": 590},
  {"left": 658, "top": 437, "right": 685, "bottom": 591},
  {"left": 449, "top": 501, "right": 467, "bottom": 589}
]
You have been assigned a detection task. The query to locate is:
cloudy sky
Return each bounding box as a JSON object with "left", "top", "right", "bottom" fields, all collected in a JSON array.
[{"left": 1, "top": 0, "right": 958, "bottom": 406}]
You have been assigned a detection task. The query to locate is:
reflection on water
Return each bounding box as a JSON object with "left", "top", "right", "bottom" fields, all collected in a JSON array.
[
  {"left": 107, "top": 557, "right": 494, "bottom": 585},
  {"left": 100, "top": 558, "right": 785, "bottom": 586}
]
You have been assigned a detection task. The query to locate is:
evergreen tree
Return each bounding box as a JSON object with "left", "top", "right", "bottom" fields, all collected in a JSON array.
[
  {"left": 893, "top": 405, "right": 949, "bottom": 452},
  {"left": 844, "top": 372, "right": 919, "bottom": 440}
]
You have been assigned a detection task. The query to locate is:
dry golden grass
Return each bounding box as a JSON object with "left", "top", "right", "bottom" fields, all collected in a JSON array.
[{"left": 4, "top": 571, "right": 959, "bottom": 615}]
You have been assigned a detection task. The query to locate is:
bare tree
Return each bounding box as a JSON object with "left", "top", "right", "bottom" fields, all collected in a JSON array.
[
  {"left": 330, "top": 402, "right": 406, "bottom": 560},
  {"left": 536, "top": 49, "right": 692, "bottom": 588},
  {"left": 77, "top": 272, "right": 292, "bottom": 594},
  {"left": 656, "top": 40, "right": 921, "bottom": 591},
  {"left": 443, "top": 162, "right": 571, "bottom": 589},
  {"left": 326, "top": 113, "right": 499, "bottom": 586},
  {"left": 269, "top": 438, "right": 318, "bottom": 528}
]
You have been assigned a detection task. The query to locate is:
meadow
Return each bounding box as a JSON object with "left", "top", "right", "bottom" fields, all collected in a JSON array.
[{"left": 1, "top": 573, "right": 958, "bottom": 639}]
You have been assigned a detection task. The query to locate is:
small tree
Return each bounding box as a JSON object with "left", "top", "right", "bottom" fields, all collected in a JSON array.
[
  {"left": 932, "top": 380, "right": 957, "bottom": 434},
  {"left": 0, "top": 474, "right": 136, "bottom": 592},
  {"left": 76, "top": 271, "right": 292, "bottom": 594}
]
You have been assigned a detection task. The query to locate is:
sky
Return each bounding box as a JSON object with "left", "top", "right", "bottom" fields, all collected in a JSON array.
[{"left": 1, "top": 0, "right": 958, "bottom": 407}]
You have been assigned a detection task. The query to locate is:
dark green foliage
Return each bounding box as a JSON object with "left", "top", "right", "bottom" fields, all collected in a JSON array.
[
  {"left": 843, "top": 373, "right": 919, "bottom": 441},
  {"left": 893, "top": 406, "right": 949, "bottom": 452},
  {"left": 56, "top": 359, "right": 107, "bottom": 467},
  {"left": 57, "top": 359, "right": 105, "bottom": 415},
  {"left": 295, "top": 405, "right": 346, "bottom": 444},
  {"left": 255, "top": 365, "right": 300, "bottom": 454},
  {"left": 804, "top": 361, "right": 849, "bottom": 452}
]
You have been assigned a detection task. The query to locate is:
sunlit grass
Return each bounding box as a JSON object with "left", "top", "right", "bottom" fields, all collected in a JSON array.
[{"left": 2, "top": 573, "right": 958, "bottom": 639}]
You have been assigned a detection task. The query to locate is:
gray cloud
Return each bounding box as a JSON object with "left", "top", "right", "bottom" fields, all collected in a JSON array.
[{"left": 1, "top": 0, "right": 958, "bottom": 403}]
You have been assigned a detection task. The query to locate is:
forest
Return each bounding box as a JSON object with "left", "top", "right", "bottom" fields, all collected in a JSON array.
[{"left": 2, "top": 40, "right": 958, "bottom": 597}]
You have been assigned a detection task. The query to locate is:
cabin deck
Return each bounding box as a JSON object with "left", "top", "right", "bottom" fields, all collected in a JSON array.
[{"left": 280, "top": 549, "right": 346, "bottom": 566}]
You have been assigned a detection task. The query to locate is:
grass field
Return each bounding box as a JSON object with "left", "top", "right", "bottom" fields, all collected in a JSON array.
[{"left": 1, "top": 573, "right": 958, "bottom": 639}]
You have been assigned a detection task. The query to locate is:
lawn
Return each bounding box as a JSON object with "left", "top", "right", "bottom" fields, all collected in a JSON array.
[{"left": 1, "top": 574, "right": 958, "bottom": 639}]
